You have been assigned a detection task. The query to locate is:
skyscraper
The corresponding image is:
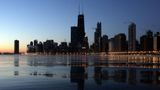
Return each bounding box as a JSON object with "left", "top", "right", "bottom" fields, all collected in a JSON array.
[
  {"left": 77, "top": 14, "right": 85, "bottom": 46},
  {"left": 128, "top": 22, "right": 136, "bottom": 51},
  {"left": 94, "top": 22, "right": 102, "bottom": 52},
  {"left": 71, "top": 26, "right": 80, "bottom": 52},
  {"left": 14, "top": 40, "right": 19, "bottom": 54},
  {"left": 70, "top": 13, "right": 86, "bottom": 52},
  {"left": 71, "top": 26, "right": 78, "bottom": 46}
]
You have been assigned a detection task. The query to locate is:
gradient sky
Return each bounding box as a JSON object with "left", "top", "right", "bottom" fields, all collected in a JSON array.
[{"left": 0, "top": 0, "right": 160, "bottom": 52}]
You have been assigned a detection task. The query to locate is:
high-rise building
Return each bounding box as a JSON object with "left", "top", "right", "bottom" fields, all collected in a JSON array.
[
  {"left": 146, "top": 30, "right": 153, "bottom": 51},
  {"left": 94, "top": 22, "right": 102, "bottom": 52},
  {"left": 77, "top": 14, "right": 85, "bottom": 45},
  {"left": 71, "top": 26, "right": 78, "bottom": 45},
  {"left": 101, "top": 35, "right": 108, "bottom": 52},
  {"left": 154, "top": 32, "right": 160, "bottom": 51},
  {"left": 34, "top": 40, "right": 38, "bottom": 46},
  {"left": 128, "top": 23, "right": 136, "bottom": 51},
  {"left": 140, "top": 35, "right": 147, "bottom": 51},
  {"left": 14, "top": 40, "right": 19, "bottom": 54},
  {"left": 70, "top": 13, "right": 86, "bottom": 52},
  {"left": 71, "top": 26, "right": 80, "bottom": 52},
  {"left": 140, "top": 30, "right": 153, "bottom": 51}
]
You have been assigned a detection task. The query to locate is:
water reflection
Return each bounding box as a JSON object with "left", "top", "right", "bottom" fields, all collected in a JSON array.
[
  {"left": 14, "top": 55, "right": 19, "bottom": 76},
  {"left": 27, "top": 55, "right": 69, "bottom": 67},
  {"left": 14, "top": 71, "right": 19, "bottom": 76},
  {"left": 70, "top": 55, "right": 88, "bottom": 90},
  {"left": 30, "top": 72, "right": 56, "bottom": 77},
  {"left": 101, "top": 68, "right": 160, "bottom": 85},
  {"left": 94, "top": 58, "right": 103, "bottom": 85},
  {"left": 108, "top": 55, "right": 160, "bottom": 68},
  {"left": 14, "top": 55, "right": 19, "bottom": 67},
  {"left": 4, "top": 55, "right": 160, "bottom": 90}
]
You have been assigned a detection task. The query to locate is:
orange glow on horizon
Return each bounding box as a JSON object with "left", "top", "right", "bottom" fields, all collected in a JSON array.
[{"left": 0, "top": 44, "right": 26, "bottom": 53}]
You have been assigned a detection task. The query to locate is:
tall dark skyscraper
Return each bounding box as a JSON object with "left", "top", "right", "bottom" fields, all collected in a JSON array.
[
  {"left": 14, "top": 40, "right": 19, "bottom": 54},
  {"left": 77, "top": 14, "right": 85, "bottom": 46},
  {"left": 94, "top": 22, "right": 102, "bottom": 52},
  {"left": 70, "top": 13, "right": 87, "bottom": 52},
  {"left": 101, "top": 35, "right": 108, "bottom": 52},
  {"left": 128, "top": 22, "right": 136, "bottom": 51}
]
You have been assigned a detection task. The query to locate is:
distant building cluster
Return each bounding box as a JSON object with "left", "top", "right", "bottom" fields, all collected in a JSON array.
[
  {"left": 107, "top": 22, "right": 160, "bottom": 53},
  {"left": 26, "top": 13, "right": 160, "bottom": 54},
  {"left": 27, "top": 40, "right": 70, "bottom": 54}
]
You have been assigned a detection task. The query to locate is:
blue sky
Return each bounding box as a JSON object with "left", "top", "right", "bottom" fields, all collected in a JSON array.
[{"left": 0, "top": 0, "right": 160, "bottom": 52}]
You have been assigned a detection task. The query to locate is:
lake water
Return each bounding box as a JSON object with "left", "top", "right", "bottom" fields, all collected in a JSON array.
[{"left": 0, "top": 55, "right": 160, "bottom": 90}]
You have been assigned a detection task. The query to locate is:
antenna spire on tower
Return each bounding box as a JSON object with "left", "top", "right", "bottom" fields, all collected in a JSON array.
[
  {"left": 78, "top": 2, "right": 80, "bottom": 14},
  {"left": 78, "top": 0, "right": 84, "bottom": 15}
]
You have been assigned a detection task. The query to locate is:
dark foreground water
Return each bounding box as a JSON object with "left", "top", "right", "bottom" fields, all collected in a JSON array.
[{"left": 0, "top": 55, "right": 160, "bottom": 90}]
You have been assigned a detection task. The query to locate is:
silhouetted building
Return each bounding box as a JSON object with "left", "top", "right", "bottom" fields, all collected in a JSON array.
[
  {"left": 77, "top": 14, "right": 85, "bottom": 46},
  {"left": 27, "top": 41, "right": 35, "bottom": 53},
  {"left": 34, "top": 40, "right": 38, "bottom": 46},
  {"left": 114, "top": 33, "right": 127, "bottom": 52},
  {"left": 70, "top": 13, "right": 86, "bottom": 52},
  {"left": 59, "top": 42, "right": 68, "bottom": 53},
  {"left": 128, "top": 22, "right": 136, "bottom": 51},
  {"left": 43, "top": 40, "right": 55, "bottom": 53},
  {"left": 154, "top": 32, "right": 160, "bottom": 51},
  {"left": 101, "top": 35, "right": 108, "bottom": 52},
  {"left": 109, "top": 38, "right": 115, "bottom": 52},
  {"left": 27, "top": 39, "right": 58, "bottom": 54},
  {"left": 94, "top": 22, "right": 102, "bottom": 52},
  {"left": 82, "top": 37, "right": 89, "bottom": 52},
  {"left": 140, "top": 35, "right": 147, "bottom": 51},
  {"left": 14, "top": 40, "right": 19, "bottom": 54},
  {"left": 71, "top": 26, "right": 80, "bottom": 52},
  {"left": 36, "top": 42, "right": 43, "bottom": 53},
  {"left": 108, "top": 33, "right": 127, "bottom": 52},
  {"left": 140, "top": 30, "right": 153, "bottom": 51}
]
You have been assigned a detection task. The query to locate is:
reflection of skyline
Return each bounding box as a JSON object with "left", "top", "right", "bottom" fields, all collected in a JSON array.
[
  {"left": 70, "top": 55, "right": 88, "bottom": 90},
  {"left": 101, "top": 68, "right": 160, "bottom": 85},
  {"left": 14, "top": 55, "right": 19, "bottom": 76},
  {"left": 107, "top": 55, "right": 160, "bottom": 68},
  {"left": 7, "top": 55, "right": 160, "bottom": 90}
]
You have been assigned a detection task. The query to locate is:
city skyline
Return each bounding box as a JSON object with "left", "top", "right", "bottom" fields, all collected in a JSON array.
[{"left": 0, "top": 0, "right": 160, "bottom": 53}]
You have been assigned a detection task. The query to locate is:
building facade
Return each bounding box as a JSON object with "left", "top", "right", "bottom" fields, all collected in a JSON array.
[
  {"left": 128, "top": 23, "right": 136, "bottom": 51},
  {"left": 94, "top": 22, "right": 102, "bottom": 52},
  {"left": 14, "top": 40, "right": 19, "bottom": 54}
]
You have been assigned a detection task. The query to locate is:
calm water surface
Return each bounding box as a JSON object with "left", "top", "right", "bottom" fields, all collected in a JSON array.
[{"left": 0, "top": 55, "right": 160, "bottom": 90}]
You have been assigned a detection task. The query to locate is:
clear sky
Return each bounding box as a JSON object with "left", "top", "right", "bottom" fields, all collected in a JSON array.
[{"left": 0, "top": 0, "right": 160, "bottom": 53}]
